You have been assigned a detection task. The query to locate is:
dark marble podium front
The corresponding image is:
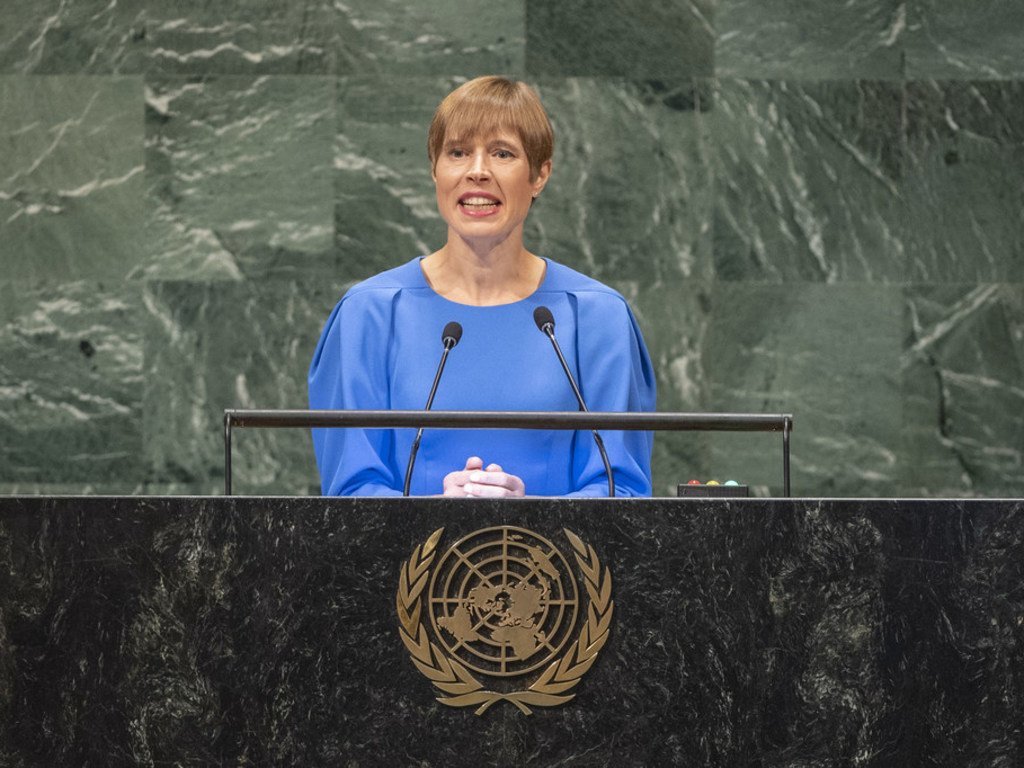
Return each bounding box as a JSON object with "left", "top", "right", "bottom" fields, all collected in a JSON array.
[{"left": 1, "top": 496, "right": 1022, "bottom": 766}]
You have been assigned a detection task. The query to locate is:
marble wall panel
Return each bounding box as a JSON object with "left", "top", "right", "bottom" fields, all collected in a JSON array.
[
  {"left": 902, "top": 284, "right": 1024, "bottom": 497},
  {"left": 526, "top": 0, "right": 714, "bottom": 78},
  {"left": 0, "top": 0, "right": 146, "bottom": 74},
  {"left": 0, "top": 482, "right": 144, "bottom": 496},
  {"left": 905, "top": 0, "right": 1024, "bottom": 80},
  {"left": 704, "top": 285, "right": 902, "bottom": 497},
  {"left": 902, "top": 80, "right": 1024, "bottom": 283},
  {"left": 715, "top": 0, "right": 905, "bottom": 80},
  {"left": 0, "top": 0, "right": 526, "bottom": 77},
  {"left": 142, "top": 279, "right": 342, "bottom": 495},
  {"left": 528, "top": 79, "right": 713, "bottom": 285},
  {"left": 621, "top": 281, "right": 711, "bottom": 495},
  {"left": 141, "top": 75, "right": 335, "bottom": 281},
  {"left": 0, "top": 75, "right": 143, "bottom": 281},
  {"left": 334, "top": 76, "right": 448, "bottom": 281},
  {"left": 141, "top": 0, "right": 336, "bottom": 75},
  {"left": 0, "top": 281, "right": 143, "bottom": 485},
  {"left": 335, "top": 0, "right": 525, "bottom": 76},
  {"left": 712, "top": 79, "right": 906, "bottom": 283}
]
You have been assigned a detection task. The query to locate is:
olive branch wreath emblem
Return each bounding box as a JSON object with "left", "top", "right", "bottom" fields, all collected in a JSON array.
[{"left": 395, "top": 527, "right": 614, "bottom": 715}]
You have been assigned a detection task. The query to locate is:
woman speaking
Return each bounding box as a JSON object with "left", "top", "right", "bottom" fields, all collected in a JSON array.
[{"left": 309, "top": 76, "right": 655, "bottom": 497}]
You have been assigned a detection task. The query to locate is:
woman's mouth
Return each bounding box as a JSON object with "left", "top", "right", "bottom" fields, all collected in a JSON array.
[{"left": 458, "top": 195, "right": 501, "bottom": 216}]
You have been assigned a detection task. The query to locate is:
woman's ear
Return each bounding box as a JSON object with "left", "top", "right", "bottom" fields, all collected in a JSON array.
[{"left": 532, "top": 159, "right": 552, "bottom": 196}]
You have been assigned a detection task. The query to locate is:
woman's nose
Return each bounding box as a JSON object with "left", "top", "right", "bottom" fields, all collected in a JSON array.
[{"left": 466, "top": 151, "right": 491, "bottom": 179}]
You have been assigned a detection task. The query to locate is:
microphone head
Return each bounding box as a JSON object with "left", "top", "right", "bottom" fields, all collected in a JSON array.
[
  {"left": 442, "top": 321, "right": 463, "bottom": 347},
  {"left": 533, "top": 306, "right": 555, "bottom": 333}
]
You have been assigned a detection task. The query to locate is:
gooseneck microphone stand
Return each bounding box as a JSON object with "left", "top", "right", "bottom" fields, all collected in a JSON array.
[
  {"left": 403, "top": 321, "right": 463, "bottom": 496},
  {"left": 533, "top": 306, "right": 615, "bottom": 498}
]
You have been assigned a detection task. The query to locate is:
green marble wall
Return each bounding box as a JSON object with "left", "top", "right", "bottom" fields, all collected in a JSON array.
[{"left": 1, "top": 1, "right": 1021, "bottom": 497}]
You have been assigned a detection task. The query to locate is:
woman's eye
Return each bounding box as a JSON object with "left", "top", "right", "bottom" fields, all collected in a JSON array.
[
  {"left": 495, "top": 149, "right": 513, "bottom": 159},
  {"left": 449, "top": 148, "right": 465, "bottom": 158}
]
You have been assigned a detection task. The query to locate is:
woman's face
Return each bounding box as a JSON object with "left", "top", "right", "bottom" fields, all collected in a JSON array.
[{"left": 432, "top": 130, "right": 550, "bottom": 250}]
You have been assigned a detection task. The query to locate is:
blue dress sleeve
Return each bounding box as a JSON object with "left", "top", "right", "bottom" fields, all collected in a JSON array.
[
  {"left": 308, "top": 290, "right": 403, "bottom": 496},
  {"left": 567, "top": 293, "right": 656, "bottom": 497}
]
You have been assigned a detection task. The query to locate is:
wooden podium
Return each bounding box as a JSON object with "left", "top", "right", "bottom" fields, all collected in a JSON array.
[{"left": 1, "top": 496, "right": 1022, "bottom": 765}]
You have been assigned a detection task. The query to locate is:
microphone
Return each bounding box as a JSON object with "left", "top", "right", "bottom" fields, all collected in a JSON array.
[
  {"left": 403, "top": 321, "right": 462, "bottom": 496},
  {"left": 532, "top": 306, "right": 615, "bottom": 497}
]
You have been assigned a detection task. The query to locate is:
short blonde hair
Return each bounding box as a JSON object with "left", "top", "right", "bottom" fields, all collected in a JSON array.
[{"left": 427, "top": 76, "right": 554, "bottom": 181}]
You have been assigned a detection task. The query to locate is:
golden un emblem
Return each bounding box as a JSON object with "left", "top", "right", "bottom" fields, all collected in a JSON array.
[{"left": 396, "top": 526, "right": 613, "bottom": 715}]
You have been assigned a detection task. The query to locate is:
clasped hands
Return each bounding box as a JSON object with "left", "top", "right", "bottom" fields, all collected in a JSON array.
[{"left": 442, "top": 456, "right": 526, "bottom": 498}]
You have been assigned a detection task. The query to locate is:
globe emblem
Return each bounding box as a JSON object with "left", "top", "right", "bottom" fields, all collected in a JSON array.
[{"left": 428, "top": 526, "right": 580, "bottom": 677}]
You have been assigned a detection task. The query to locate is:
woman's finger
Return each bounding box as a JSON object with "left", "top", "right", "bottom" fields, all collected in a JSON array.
[
  {"left": 466, "top": 471, "right": 526, "bottom": 497},
  {"left": 468, "top": 471, "right": 512, "bottom": 488},
  {"left": 464, "top": 482, "right": 516, "bottom": 498},
  {"left": 442, "top": 469, "right": 474, "bottom": 496}
]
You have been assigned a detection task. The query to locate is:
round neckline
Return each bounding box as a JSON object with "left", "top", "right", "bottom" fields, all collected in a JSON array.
[{"left": 414, "top": 255, "right": 551, "bottom": 308}]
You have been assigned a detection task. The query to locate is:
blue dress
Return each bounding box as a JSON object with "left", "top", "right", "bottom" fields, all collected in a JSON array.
[{"left": 308, "top": 257, "right": 656, "bottom": 496}]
